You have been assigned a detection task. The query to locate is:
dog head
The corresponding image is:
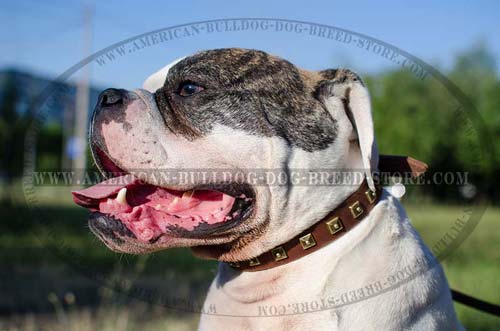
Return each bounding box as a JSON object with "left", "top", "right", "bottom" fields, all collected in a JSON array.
[{"left": 72, "top": 48, "right": 378, "bottom": 261}]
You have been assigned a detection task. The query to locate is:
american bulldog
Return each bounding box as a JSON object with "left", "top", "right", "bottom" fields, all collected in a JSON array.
[{"left": 72, "top": 48, "right": 463, "bottom": 330}]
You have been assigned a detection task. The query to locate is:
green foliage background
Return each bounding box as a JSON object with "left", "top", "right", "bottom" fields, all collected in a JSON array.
[{"left": 365, "top": 44, "right": 499, "bottom": 201}]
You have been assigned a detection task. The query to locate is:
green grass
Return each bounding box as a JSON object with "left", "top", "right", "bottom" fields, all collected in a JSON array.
[
  {"left": 407, "top": 204, "right": 500, "bottom": 330},
  {"left": 0, "top": 199, "right": 498, "bottom": 330}
]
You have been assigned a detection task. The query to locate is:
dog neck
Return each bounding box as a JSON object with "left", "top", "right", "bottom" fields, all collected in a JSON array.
[
  {"left": 222, "top": 155, "right": 426, "bottom": 272},
  {"left": 215, "top": 189, "right": 387, "bottom": 305},
  {"left": 227, "top": 179, "right": 381, "bottom": 272},
  {"left": 214, "top": 155, "right": 426, "bottom": 303}
]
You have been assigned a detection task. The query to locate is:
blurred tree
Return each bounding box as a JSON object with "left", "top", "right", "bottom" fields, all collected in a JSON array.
[
  {"left": 0, "top": 72, "right": 27, "bottom": 205},
  {"left": 37, "top": 123, "right": 63, "bottom": 171},
  {"left": 367, "top": 43, "right": 499, "bottom": 201},
  {"left": 448, "top": 43, "right": 499, "bottom": 199}
]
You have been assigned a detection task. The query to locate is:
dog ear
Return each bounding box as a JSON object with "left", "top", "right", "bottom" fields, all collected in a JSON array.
[
  {"left": 143, "top": 56, "right": 186, "bottom": 92},
  {"left": 315, "top": 69, "right": 379, "bottom": 190}
]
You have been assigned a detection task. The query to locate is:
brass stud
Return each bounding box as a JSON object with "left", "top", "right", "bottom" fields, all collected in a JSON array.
[
  {"left": 299, "top": 233, "right": 317, "bottom": 250},
  {"left": 248, "top": 257, "right": 261, "bottom": 266},
  {"left": 271, "top": 246, "right": 288, "bottom": 261},
  {"left": 365, "top": 190, "right": 377, "bottom": 204},
  {"left": 349, "top": 201, "right": 364, "bottom": 219},
  {"left": 326, "top": 216, "right": 343, "bottom": 235},
  {"left": 228, "top": 261, "right": 240, "bottom": 268}
]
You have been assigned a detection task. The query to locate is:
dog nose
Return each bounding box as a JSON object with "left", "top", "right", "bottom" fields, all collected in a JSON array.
[{"left": 99, "top": 88, "right": 125, "bottom": 107}]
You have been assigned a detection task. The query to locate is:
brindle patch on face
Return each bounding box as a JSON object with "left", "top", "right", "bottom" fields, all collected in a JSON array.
[
  {"left": 191, "top": 215, "right": 271, "bottom": 261},
  {"left": 154, "top": 48, "right": 339, "bottom": 152},
  {"left": 313, "top": 68, "right": 366, "bottom": 108}
]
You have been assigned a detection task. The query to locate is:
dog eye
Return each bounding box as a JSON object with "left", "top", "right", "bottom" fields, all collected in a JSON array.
[{"left": 178, "top": 82, "right": 204, "bottom": 97}]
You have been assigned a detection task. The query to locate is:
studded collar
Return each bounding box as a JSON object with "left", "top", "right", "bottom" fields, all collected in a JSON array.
[
  {"left": 227, "top": 179, "right": 382, "bottom": 271},
  {"left": 226, "top": 155, "right": 427, "bottom": 272}
]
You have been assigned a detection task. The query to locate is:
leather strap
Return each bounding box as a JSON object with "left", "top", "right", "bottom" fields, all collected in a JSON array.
[
  {"left": 227, "top": 155, "right": 427, "bottom": 272},
  {"left": 228, "top": 180, "right": 382, "bottom": 271},
  {"left": 378, "top": 155, "right": 428, "bottom": 178}
]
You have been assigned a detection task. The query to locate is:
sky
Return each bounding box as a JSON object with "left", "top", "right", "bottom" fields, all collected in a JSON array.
[{"left": 1, "top": 0, "right": 499, "bottom": 89}]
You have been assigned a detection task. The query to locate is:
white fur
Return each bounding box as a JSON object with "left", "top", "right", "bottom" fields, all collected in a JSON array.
[
  {"left": 199, "top": 193, "right": 463, "bottom": 330},
  {"left": 142, "top": 57, "right": 185, "bottom": 92},
  {"left": 346, "top": 83, "right": 379, "bottom": 191},
  {"left": 130, "top": 59, "right": 463, "bottom": 330}
]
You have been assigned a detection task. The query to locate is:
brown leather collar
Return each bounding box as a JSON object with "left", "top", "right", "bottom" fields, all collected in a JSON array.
[
  {"left": 227, "top": 155, "right": 427, "bottom": 272},
  {"left": 228, "top": 179, "right": 382, "bottom": 271}
]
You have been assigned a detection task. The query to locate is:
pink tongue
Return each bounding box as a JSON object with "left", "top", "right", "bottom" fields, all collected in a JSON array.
[
  {"left": 72, "top": 174, "right": 139, "bottom": 207},
  {"left": 72, "top": 175, "right": 236, "bottom": 242}
]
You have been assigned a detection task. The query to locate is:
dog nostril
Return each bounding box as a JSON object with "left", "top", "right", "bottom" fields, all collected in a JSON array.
[{"left": 99, "top": 88, "right": 124, "bottom": 107}]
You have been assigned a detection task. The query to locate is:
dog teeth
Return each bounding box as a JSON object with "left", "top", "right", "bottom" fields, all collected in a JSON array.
[
  {"left": 115, "top": 188, "right": 127, "bottom": 204},
  {"left": 155, "top": 204, "right": 162, "bottom": 210},
  {"left": 171, "top": 197, "right": 180, "bottom": 205},
  {"left": 182, "top": 190, "right": 194, "bottom": 199}
]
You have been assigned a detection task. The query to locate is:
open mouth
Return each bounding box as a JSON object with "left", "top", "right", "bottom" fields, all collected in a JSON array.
[{"left": 72, "top": 148, "right": 255, "bottom": 243}]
